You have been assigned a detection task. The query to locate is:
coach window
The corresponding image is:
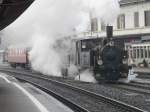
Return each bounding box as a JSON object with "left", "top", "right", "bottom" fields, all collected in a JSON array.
[
  {"left": 18, "top": 49, "right": 21, "bottom": 55},
  {"left": 11, "top": 49, "right": 13, "bottom": 56},
  {"left": 21, "top": 49, "right": 23, "bottom": 55},
  {"left": 18, "top": 49, "right": 20, "bottom": 55},
  {"left": 15, "top": 49, "right": 17, "bottom": 56},
  {"left": 19, "top": 49, "right": 21, "bottom": 55},
  {"left": 15, "top": 49, "right": 16, "bottom": 56},
  {"left": 20, "top": 49, "right": 22, "bottom": 55}
]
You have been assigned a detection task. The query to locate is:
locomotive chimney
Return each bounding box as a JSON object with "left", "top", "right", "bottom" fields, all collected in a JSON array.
[{"left": 106, "top": 26, "right": 113, "bottom": 39}]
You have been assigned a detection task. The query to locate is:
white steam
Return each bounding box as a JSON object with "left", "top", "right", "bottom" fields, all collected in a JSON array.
[
  {"left": 29, "top": 34, "right": 62, "bottom": 76},
  {"left": 2, "top": 0, "right": 120, "bottom": 76},
  {"left": 67, "top": 64, "right": 79, "bottom": 77},
  {"left": 83, "top": 0, "right": 120, "bottom": 23},
  {"left": 75, "top": 70, "right": 97, "bottom": 83},
  {"left": 119, "top": 69, "right": 138, "bottom": 83}
]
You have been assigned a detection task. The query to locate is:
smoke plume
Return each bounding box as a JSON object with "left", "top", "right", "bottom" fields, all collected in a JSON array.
[{"left": 2, "top": 0, "right": 120, "bottom": 76}]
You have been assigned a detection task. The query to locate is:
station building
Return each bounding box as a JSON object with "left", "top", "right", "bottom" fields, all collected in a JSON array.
[
  {"left": 81, "top": 0, "right": 150, "bottom": 43},
  {"left": 79, "top": 0, "right": 150, "bottom": 66}
]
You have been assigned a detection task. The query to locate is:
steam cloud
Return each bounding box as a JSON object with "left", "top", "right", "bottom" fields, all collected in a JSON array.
[
  {"left": 1, "top": 0, "right": 120, "bottom": 76},
  {"left": 75, "top": 70, "right": 97, "bottom": 83}
]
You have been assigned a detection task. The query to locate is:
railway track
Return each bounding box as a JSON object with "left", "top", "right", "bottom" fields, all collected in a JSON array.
[
  {"left": 124, "top": 82, "right": 150, "bottom": 90},
  {"left": 135, "top": 72, "right": 150, "bottom": 79},
  {"left": 3, "top": 67, "right": 150, "bottom": 95},
  {"left": 108, "top": 82, "right": 150, "bottom": 95},
  {"left": 17, "top": 77, "right": 89, "bottom": 112},
  {"left": 0, "top": 68, "right": 147, "bottom": 112}
]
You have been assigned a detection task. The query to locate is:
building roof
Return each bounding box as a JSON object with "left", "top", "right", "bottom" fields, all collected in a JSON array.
[
  {"left": 119, "top": 0, "right": 150, "bottom": 6},
  {"left": 0, "top": 0, "right": 34, "bottom": 31}
]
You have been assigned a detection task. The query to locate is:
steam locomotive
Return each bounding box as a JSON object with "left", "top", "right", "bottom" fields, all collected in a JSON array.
[
  {"left": 93, "top": 40, "right": 129, "bottom": 82},
  {"left": 75, "top": 26, "right": 130, "bottom": 82},
  {"left": 92, "top": 26, "right": 130, "bottom": 82}
]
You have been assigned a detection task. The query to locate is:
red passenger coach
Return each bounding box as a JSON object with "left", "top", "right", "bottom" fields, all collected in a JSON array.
[{"left": 7, "top": 47, "right": 30, "bottom": 68}]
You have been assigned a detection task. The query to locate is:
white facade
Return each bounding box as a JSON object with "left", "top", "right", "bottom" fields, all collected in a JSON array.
[
  {"left": 80, "top": 1, "right": 150, "bottom": 39},
  {"left": 113, "top": 1, "right": 150, "bottom": 36}
]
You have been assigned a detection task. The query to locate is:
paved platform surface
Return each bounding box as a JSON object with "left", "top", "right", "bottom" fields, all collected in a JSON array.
[
  {"left": 133, "top": 67, "right": 150, "bottom": 73},
  {"left": 0, "top": 73, "right": 73, "bottom": 112}
]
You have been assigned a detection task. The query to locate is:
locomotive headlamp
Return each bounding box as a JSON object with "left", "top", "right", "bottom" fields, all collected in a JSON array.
[
  {"left": 98, "top": 60, "right": 102, "bottom": 65},
  {"left": 123, "top": 59, "right": 128, "bottom": 64},
  {"left": 109, "top": 41, "right": 114, "bottom": 46}
]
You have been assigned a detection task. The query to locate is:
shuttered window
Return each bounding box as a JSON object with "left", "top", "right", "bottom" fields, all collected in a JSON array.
[
  {"left": 117, "top": 14, "right": 125, "bottom": 29},
  {"left": 101, "top": 21, "right": 106, "bottom": 31},
  {"left": 91, "top": 18, "right": 98, "bottom": 32},
  {"left": 145, "top": 10, "right": 150, "bottom": 26},
  {"left": 134, "top": 12, "right": 139, "bottom": 27}
]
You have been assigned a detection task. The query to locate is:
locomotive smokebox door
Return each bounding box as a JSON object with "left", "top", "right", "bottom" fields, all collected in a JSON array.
[{"left": 106, "top": 26, "right": 113, "bottom": 39}]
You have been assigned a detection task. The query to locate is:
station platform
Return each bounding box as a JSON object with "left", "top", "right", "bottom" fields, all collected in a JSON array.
[
  {"left": 133, "top": 67, "right": 150, "bottom": 73},
  {"left": 0, "top": 73, "right": 73, "bottom": 112}
]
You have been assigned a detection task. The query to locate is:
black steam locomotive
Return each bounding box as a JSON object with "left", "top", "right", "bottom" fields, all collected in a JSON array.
[
  {"left": 93, "top": 42, "right": 129, "bottom": 81},
  {"left": 93, "top": 26, "right": 129, "bottom": 82}
]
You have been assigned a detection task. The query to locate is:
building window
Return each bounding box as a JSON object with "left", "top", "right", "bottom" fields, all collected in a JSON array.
[
  {"left": 137, "top": 47, "right": 139, "bottom": 58},
  {"left": 134, "top": 12, "right": 139, "bottom": 27},
  {"left": 101, "top": 21, "right": 106, "bottom": 31},
  {"left": 133, "top": 47, "right": 136, "bottom": 58},
  {"left": 148, "top": 46, "right": 150, "bottom": 58},
  {"left": 91, "top": 18, "right": 98, "bottom": 32},
  {"left": 117, "top": 14, "right": 125, "bottom": 29},
  {"left": 145, "top": 10, "right": 150, "bottom": 26}
]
